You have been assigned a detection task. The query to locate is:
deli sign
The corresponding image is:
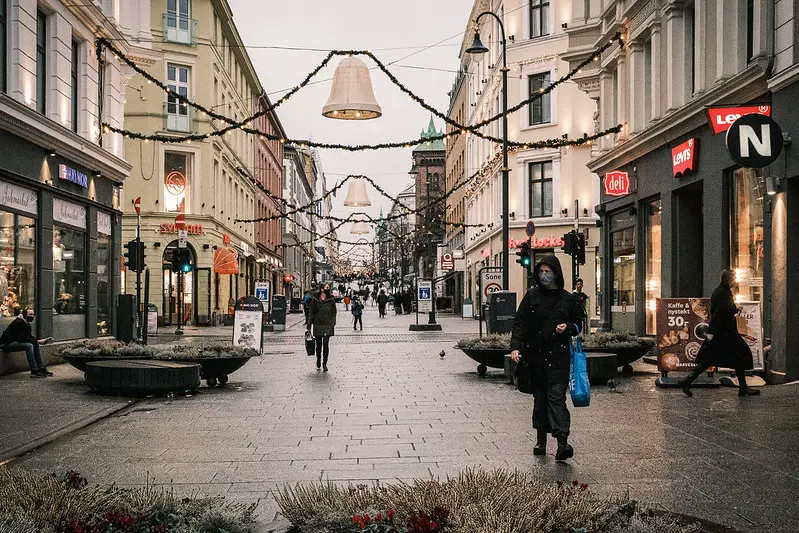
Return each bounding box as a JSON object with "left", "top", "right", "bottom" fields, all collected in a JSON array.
[
  {"left": 672, "top": 138, "right": 698, "bottom": 177},
  {"left": 707, "top": 105, "right": 771, "bottom": 135},
  {"left": 603, "top": 171, "right": 630, "bottom": 197}
]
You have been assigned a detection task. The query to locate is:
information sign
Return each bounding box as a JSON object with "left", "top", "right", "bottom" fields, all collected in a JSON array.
[
  {"left": 656, "top": 298, "right": 710, "bottom": 372},
  {"left": 418, "top": 280, "right": 432, "bottom": 313},
  {"left": 737, "top": 301, "right": 764, "bottom": 371}
]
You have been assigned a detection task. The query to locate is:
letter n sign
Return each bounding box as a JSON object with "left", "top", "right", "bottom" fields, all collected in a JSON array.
[{"left": 725, "top": 113, "right": 783, "bottom": 168}]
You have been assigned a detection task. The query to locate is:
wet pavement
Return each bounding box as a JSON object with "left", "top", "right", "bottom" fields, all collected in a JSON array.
[{"left": 2, "top": 303, "right": 797, "bottom": 532}]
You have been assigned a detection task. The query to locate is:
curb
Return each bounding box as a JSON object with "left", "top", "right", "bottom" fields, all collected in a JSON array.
[{"left": 0, "top": 401, "right": 137, "bottom": 465}]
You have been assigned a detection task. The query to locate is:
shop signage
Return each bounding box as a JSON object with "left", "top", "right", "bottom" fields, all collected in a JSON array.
[
  {"left": 672, "top": 138, "right": 698, "bottom": 177},
  {"left": 97, "top": 212, "right": 111, "bottom": 236},
  {"left": 510, "top": 237, "right": 564, "bottom": 249},
  {"left": 603, "top": 171, "right": 630, "bottom": 197},
  {"left": 656, "top": 298, "right": 711, "bottom": 373},
  {"left": 707, "top": 104, "right": 771, "bottom": 135},
  {"left": 725, "top": 114, "right": 784, "bottom": 168},
  {"left": 232, "top": 296, "right": 264, "bottom": 352},
  {"left": 0, "top": 180, "right": 37, "bottom": 215},
  {"left": 53, "top": 198, "right": 86, "bottom": 229},
  {"left": 159, "top": 223, "right": 203, "bottom": 234},
  {"left": 440, "top": 252, "right": 454, "bottom": 271},
  {"left": 58, "top": 164, "right": 88, "bottom": 188},
  {"left": 737, "top": 301, "right": 764, "bottom": 372},
  {"left": 417, "top": 279, "right": 432, "bottom": 313},
  {"left": 164, "top": 171, "right": 186, "bottom": 195}
]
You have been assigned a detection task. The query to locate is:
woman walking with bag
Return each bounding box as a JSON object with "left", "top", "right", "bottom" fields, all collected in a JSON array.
[
  {"left": 351, "top": 297, "right": 364, "bottom": 331},
  {"left": 510, "top": 255, "right": 582, "bottom": 461},
  {"left": 679, "top": 270, "right": 760, "bottom": 397},
  {"left": 308, "top": 283, "right": 337, "bottom": 371}
]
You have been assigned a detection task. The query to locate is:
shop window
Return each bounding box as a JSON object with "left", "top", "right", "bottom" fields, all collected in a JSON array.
[
  {"left": 529, "top": 161, "right": 552, "bottom": 217},
  {"left": 53, "top": 225, "right": 86, "bottom": 340},
  {"left": 529, "top": 0, "right": 549, "bottom": 38},
  {"left": 644, "top": 200, "right": 662, "bottom": 335},
  {"left": 730, "top": 167, "right": 764, "bottom": 302},
  {"left": 0, "top": 213, "right": 36, "bottom": 324},
  {"left": 97, "top": 221, "right": 112, "bottom": 336},
  {"left": 164, "top": 151, "right": 190, "bottom": 213},
  {"left": 612, "top": 227, "right": 635, "bottom": 308},
  {"left": 527, "top": 72, "right": 551, "bottom": 126}
]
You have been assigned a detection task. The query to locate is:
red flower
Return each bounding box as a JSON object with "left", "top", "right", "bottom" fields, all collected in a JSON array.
[
  {"left": 387, "top": 509, "right": 395, "bottom": 520},
  {"left": 580, "top": 483, "right": 589, "bottom": 491},
  {"left": 377, "top": 513, "right": 383, "bottom": 521}
]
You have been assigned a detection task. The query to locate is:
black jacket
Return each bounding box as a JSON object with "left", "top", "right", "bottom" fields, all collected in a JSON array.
[
  {"left": 698, "top": 282, "right": 754, "bottom": 370},
  {"left": 308, "top": 294, "right": 337, "bottom": 336},
  {"left": 0, "top": 316, "right": 37, "bottom": 346},
  {"left": 510, "top": 255, "right": 581, "bottom": 383}
]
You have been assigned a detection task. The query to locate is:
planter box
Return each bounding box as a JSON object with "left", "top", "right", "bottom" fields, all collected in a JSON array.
[{"left": 458, "top": 347, "right": 510, "bottom": 376}]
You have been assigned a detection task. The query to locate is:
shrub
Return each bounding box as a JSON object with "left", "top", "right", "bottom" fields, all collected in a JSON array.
[
  {"left": 57, "top": 340, "right": 258, "bottom": 360},
  {"left": 455, "top": 334, "right": 511, "bottom": 350},
  {"left": 582, "top": 332, "right": 655, "bottom": 350}
]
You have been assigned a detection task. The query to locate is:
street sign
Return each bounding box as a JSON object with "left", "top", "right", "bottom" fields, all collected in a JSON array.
[
  {"left": 254, "top": 281, "right": 270, "bottom": 310},
  {"left": 525, "top": 219, "right": 536, "bottom": 237},
  {"left": 725, "top": 114, "right": 783, "bottom": 168},
  {"left": 441, "top": 252, "right": 454, "bottom": 271},
  {"left": 480, "top": 270, "right": 503, "bottom": 301},
  {"left": 418, "top": 280, "right": 432, "bottom": 313},
  {"left": 175, "top": 213, "right": 187, "bottom": 248},
  {"left": 178, "top": 230, "right": 187, "bottom": 248},
  {"left": 134, "top": 196, "right": 141, "bottom": 216}
]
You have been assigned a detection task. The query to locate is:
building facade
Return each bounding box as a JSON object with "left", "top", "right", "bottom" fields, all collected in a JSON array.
[
  {"left": 0, "top": 0, "right": 139, "bottom": 366},
  {"left": 254, "top": 92, "right": 286, "bottom": 309},
  {"left": 460, "top": 0, "right": 600, "bottom": 318},
  {"left": 411, "top": 118, "right": 446, "bottom": 280},
  {"left": 386, "top": 183, "right": 416, "bottom": 285},
  {"left": 282, "top": 145, "right": 316, "bottom": 309},
  {"left": 121, "top": 0, "right": 264, "bottom": 326},
  {"left": 564, "top": 0, "right": 799, "bottom": 381}
]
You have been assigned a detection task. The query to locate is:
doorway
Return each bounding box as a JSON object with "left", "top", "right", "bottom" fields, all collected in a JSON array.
[
  {"left": 674, "top": 184, "right": 704, "bottom": 297},
  {"left": 161, "top": 241, "right": 197, "bottom": 326}
]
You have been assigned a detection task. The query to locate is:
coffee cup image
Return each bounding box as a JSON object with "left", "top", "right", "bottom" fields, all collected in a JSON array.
[{"left": 694, "top": 323, "right": 710, "bottom": 340}]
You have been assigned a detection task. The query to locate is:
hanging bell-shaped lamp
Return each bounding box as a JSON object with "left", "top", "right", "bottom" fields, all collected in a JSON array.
[
  {"left": 343, "top": 177, "right": 372, "bottom": 207},
  {"left": 350, "top": 219, "right": 371, "bottom": 235},
  {"left": 322, "top": 57, "right": 382, "bottom": 120}
]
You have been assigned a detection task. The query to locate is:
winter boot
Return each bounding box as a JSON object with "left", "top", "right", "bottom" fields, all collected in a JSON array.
[
  {"left": 533, "top": 429, "right": 547, "bottom": 456},
  {"left": 555, "top": 436, "right": 574, "bottom": 461},
  {"left": 316, "top": 356, "right": 321, "bottom": 369},
  {"left": 739, "top": 387, "right": 761, "bottom": 397}
]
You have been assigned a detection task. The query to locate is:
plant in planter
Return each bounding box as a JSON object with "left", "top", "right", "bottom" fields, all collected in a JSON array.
[
  {"left": 582, "top": 332, "right": 655, "bottom": 373},
  {"left": 455, "top": 334, "right": 512, "bottom": 377}
]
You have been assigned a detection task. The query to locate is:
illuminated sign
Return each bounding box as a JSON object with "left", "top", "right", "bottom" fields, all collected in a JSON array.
[
  {"left": 58, "top": 164, "right": 88, "bottom": 188},
  {"left": 672, "top": 138, "right": 698, "bottom": 177},
  {"left": 164, "top": 171, "right": 186, "bottom": 195},
  {"left": 160, "top": 223, "right": 203, "bottom": 234},
  {"left": 603, "top": 171, "right": 630, "bottom": 197},
  {"left": 707, "top": 105, "right": 771, "bottom": 135}
]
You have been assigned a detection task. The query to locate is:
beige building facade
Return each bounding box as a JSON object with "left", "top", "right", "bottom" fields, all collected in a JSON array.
[{"left": 121, "top": 0, "right": 263, "bottom": 326}]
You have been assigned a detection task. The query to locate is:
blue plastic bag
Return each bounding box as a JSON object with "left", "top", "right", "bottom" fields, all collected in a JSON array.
[{"left": 569, "top": 336, "right": 591, "bottom": 407}]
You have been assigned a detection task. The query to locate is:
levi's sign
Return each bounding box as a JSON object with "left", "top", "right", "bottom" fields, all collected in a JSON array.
[
  {"left": 672, "top": 138, "right": 698, "bottom": 177},
  {"left": 707, "top": 105, "right": 771, "bottom": 135},
  {"left": 603, "top": 171, "right": 630, "bottom": 197}
]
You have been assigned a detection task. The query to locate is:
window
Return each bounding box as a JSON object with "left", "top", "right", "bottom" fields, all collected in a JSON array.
[
  {"left": 0, "top": 212, "right": 36, "bottom": 323},
  {"left": 166, "top": 64, "right": 190, "bottom": 131},
  {"left": 530, "top": 0, "right": 549, "bottom": 38},
  {"left": 730, "top": 168, "right": 764, "bottom": 302},
  {"left": 164, "top": 152, "right": 190, "bottom": 213},
  {"left": 0, "top": 0, "right": 7, "bottom": 92},
  {"left": 644, "top": 200, "right": 662, "bottom": 335},
  {"left": 36, "top": 11, "right": 46, "bottom": 114},
  {"left": 528, "top": 161, "right": 553, "bottom": 218},
  {"left": 71, "top": 39, "right": 79, "bottom": 132},
  {"left": 528, "top": 73, "right": 551, "bottom": 126},
  {"left": 746, "top": 0, "right": 754, "bottom": 61},
  {"left": 612, "top": 227, "right": 635, "bottom": 307},
  {"left": 166, "top": 0, "right": 192, "bottom": 44},
  {"left": 97, "top": 215, "right": 112, "bottom": 335},
  {"left": 53, "top": 225, "right": 87, "bottom": 339}
]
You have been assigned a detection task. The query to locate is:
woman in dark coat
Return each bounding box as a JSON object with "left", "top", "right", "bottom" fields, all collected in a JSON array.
[
  {"left": 377, "top": 289, "right": 388, "bottom": 318},
  {"left": 308, "top": 283, "right": 337, "bottom": 371},
  {"left": 679, "top": 270, "right": 760, "bottom": 397},
  {"left": 510, "top": 255, "right": 582, "bottom": 461}
]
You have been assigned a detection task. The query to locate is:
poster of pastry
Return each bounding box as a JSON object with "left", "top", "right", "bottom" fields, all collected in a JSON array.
[
  {"left": 736, "top": 301, "right": 764, "bottom": 371},
  {"left": 656, "top": 298, "right": 710, "bottom": 372},
  {"left": 232, "top": 296, "right": 264, "bottom": 352}
]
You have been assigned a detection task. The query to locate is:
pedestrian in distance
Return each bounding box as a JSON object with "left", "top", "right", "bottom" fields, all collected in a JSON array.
[
  {"left": 679, "top": 270, "right": 761, "bottom": 397},
  {"left": 393, "top": 289, "right": 403, "bottom": 315},
  {"left": 307, "top": 284, "right": 337, "bottom": 371},
  {"left": 377, "top": 289, "right": 389, "bottom": 318},
  {"left": 301, "top": 290, "right": 312, "bottom": 322},
  {"left": 371, "top": 289, "right": 378, "bottom": 306},
  {"left": 351, "top": 297, "right": 364, "bottom": 331},
  {"left": 510, "top": 255, "right": 582, "bottom": 461},
  {"left": 573, "top": 278, "right": 590, "bottom": 335},
  {"left": 343, "top": 293, "right": 351, "bottom": 311},
  {"left": 0, "top": 306, "right": 54, "bottom": 378}
]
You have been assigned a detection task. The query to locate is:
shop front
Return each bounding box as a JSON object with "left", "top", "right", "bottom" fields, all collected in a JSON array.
[{"left": 0, "top": 130, "right": 122, "bottom": 348}]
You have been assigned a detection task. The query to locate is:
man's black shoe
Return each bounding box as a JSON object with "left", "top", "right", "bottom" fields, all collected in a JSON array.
[
  {"left": 678, "top": 381, "right": 693, "bottom": 397},
  {"left": 533, "top": 443, "right": 546, "bottom": 455},
  {"left": 739, "top": 388, "right": 761, "bottom": 397},
  {"left": 40, "top": 368, "right": 54, "bottom": 376},
  {"left": 323, "top": 365, "right": 328, "bottom": 372},
  {"left": 30, "top": 371, "right": 46, "bottom": 378},
  {"left": 555, "top": 443, "right": 574, "bottom": 461},
  {"left": 316, "top": 358, "right": 321, "bottom": 369}
]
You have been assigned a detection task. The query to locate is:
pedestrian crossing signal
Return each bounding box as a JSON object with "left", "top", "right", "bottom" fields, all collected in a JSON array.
[{"left": 171, "top": 248, "right": 192, "bottom": 273}]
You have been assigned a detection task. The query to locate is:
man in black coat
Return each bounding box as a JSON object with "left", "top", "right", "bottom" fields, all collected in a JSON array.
[
  {"left": 679, "top": 270, "right": 760, "bottom": 397},
  {"left": 0, "top": 306, "right": 53, "bottom": 378},
  {"left": 510, "top": 255, "right": 582, "bottom": 461}
]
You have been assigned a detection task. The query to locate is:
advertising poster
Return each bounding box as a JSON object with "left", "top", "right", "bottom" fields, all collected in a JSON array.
[
  {"left": 233, "top": 296, "right": 264, "bottom": 352},
  {"left": 656, "top": 298, "right": 711, "bottom": 372},
  {"left": 737, "top": 301, "right": 764, "bottom": 371}
]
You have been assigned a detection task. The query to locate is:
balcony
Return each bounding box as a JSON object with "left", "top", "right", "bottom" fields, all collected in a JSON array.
[
  {"left": 163, "top": 12, "right": 198, "bottom": 45},
  {"left": 164, "top": 103, "right": 195, "bottom": 133}
]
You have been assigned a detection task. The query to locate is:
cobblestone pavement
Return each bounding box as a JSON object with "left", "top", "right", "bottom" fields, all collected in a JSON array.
[{"left": 4, "top": 303, "right": 799, "bottom": 532}]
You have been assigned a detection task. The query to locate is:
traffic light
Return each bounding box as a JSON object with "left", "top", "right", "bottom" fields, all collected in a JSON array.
[
  {"left": 561, "top": 231, "right": 577, "bottom": 256},
  {"left": 171, "top": 248, "right": 192, "bottom": 273},
  {"left": 575, "top": 232, "right": 586, "bottom": 265},
  {"left": 136, "top": 241, "right": 146, "bottom": 272},
  {"left": 123, "top": 240, "right": 139, "bottom": 272},
  {"left": 515, "top": 241, "right": 531, "bottom": 268}
]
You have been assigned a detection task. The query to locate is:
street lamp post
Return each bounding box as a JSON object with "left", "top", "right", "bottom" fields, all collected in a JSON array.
[
  {"left": 425, "top": 176, "right": 437, "bottom": 325},
  {"left": 467, "top": 13, "right": 510, "bottom": 290}
]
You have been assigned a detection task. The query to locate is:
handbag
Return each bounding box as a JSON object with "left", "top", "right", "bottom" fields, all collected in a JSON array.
[
  {"left": 304, "top": 330, "right": 316, "bottom": 356},
  {"left": 569, "top": 335, "right": 591, "bottom": 407},
  {"left": 515, "top": 354, "right": 534, "bottom": 394}
]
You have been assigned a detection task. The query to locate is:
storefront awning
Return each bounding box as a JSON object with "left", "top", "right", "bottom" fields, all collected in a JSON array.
[{"left": 214, "top": 247, "right": 239, "bottom": 274}]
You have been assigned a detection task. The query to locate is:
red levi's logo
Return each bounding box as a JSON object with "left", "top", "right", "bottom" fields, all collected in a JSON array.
[
  {"left": 672, "top": 138, "right": 698, "bottom": 177},
  {"left": 707, "top": 105, "right": 771, "bottom": 134},
  {"left": 603, "top": 171, "right": 630, "bottom": 197}
]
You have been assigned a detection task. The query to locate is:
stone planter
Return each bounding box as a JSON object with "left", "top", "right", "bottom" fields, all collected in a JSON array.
[
  {"left": 61, "top": 354, "right": 150, "bottom": 372},
  {"left": 458, "top": 347, "right": 511, "bottom": 377}
]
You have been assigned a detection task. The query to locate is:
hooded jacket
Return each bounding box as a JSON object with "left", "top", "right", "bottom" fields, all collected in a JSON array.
[
  {"left": 510, "top": 255, "right": 581, "bottom": 383},
  {"left": 308, "top": 292, "right": 337, "bottom": 336}
]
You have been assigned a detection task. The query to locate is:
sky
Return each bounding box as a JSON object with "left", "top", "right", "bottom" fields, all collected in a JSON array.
[{"left": 228, "top": 0, "right": 472, "bottom": 265}]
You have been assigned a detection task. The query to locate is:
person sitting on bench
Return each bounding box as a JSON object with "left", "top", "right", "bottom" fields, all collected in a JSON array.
[{"left": 0, "top": 306, "right": 53, "bottom": 378}]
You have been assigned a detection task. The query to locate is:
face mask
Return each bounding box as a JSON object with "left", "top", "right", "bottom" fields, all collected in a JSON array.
[
  {"left": 539, "top": 271, "right": 556, "bottom": 287},
  {"left": 26, "top": 315, "right": 34, "bottom": 323},
  {"left": 324, "top": 288, "right": 331, "bottom": 295}
]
